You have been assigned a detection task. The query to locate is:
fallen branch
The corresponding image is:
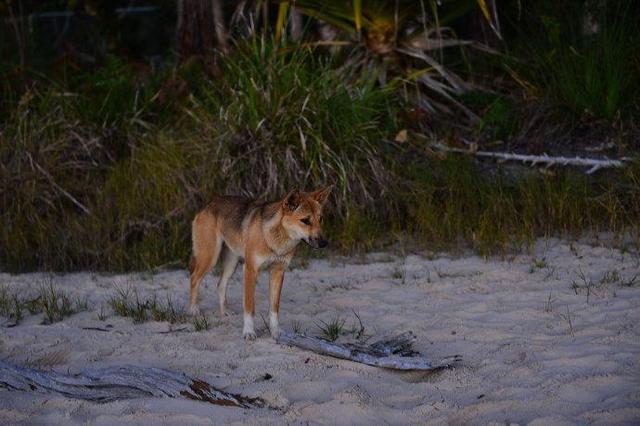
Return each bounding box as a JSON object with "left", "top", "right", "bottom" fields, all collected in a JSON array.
[
  {"left": 0, "top": 361, "right": 264, "bottom": 408},
  {"left": 278, "top": 331, "right": 461, "bottom": 371},
  {"left": 431, "top": 143, "right": 634, "bottom": 174}
]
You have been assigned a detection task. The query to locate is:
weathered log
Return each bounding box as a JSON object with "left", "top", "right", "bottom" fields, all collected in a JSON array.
[
  {"left": 0, "top": 361, "right": 264, "bottom": 408},
  {"left": 277, "top": 331, "right": 461, "bottom": 370}
]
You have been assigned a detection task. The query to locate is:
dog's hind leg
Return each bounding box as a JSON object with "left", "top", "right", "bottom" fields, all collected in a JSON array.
[
  {"left": 189, "top": 211, "right": 223, "bottom": 316},
  {"left": 217, "top": 247, "right": 239, "bottom": 317}
]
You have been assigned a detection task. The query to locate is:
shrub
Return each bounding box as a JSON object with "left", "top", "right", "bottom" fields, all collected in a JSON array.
[
  {"left": 505, "top": 1, "right": 639, "bottom": 120},
  {"left": 1, "top": 37, "right": 639, "bottom": 272},
  {"left": 195, "top": 38, "right": 400, "bottom": 215}
]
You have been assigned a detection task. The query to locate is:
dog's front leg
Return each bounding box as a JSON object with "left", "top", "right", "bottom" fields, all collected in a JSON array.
[
  {"left": 242, "top": 261, "right": 258, "bottom": 340},
  {"left": 269, "top": 265, "right": 285, "bottom": 340}
]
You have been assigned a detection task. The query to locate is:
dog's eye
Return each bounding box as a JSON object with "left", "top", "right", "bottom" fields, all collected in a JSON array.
[{"left": 301, "top": 217, "right": 311, "bottom": 225}]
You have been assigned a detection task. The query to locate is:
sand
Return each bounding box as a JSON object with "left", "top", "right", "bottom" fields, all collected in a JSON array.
[{"left": 1, "top": 238, "right": 639, "bottom": 425}]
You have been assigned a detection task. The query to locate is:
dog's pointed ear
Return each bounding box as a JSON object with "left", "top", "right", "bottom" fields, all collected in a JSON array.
[
  {"left": 309, "top": 184, "right": 334, "bottom": 206},
  {"left": 282, "top": 189, "right": 302, "bottom": 212}
]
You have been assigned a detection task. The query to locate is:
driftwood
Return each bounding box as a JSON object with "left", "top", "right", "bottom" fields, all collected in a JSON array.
[
  {"left": 0, "top": 361, "right": 264, "bottom": 408},
  {"left": 431, "top": 142, "right": 633, "bottom": 174},
  {"left": 277, "top": 331, "right": 461, "bottom": 371}
]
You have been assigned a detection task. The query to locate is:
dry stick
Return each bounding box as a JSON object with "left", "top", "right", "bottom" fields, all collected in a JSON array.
[
  {"left": 560, "top": 305, "right": 575, "bottom": 337},
  {"left": 0, "top": 361, "right": 264, "bottom": 408},
  {"left": 156, "top": 327, "right": 189, "bottom": 334},
  {"left": 431, "top": 143, "right": 633, "bottom": 174},
  {"left": 80, "top": 326, "right": 111, "bottom": 332},
  {"left": 278, "top": 331, "right": 461, "bottom": 371}
]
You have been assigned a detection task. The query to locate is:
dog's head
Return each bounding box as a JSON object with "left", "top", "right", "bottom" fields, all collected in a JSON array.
[{"left": 280, "top": 185, "right": 334, "bottom": 249}]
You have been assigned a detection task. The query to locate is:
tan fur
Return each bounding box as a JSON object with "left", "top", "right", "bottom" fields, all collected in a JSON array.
[{"left": 188, "top": 186, "right": 333, "bottom": 340}]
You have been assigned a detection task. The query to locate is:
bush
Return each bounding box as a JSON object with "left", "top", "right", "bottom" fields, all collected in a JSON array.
[
  {"left": 1, "top": 38, "right": 639, "bottom": 272},
  {"left": 196, "top": 38, "right": 400, "bottom": 215},
  {"left": 505, "top": 1, "right": 639, "bottom": 120},
  {"left": 0, "top": 38, "right": 402, "bottom": 271}
]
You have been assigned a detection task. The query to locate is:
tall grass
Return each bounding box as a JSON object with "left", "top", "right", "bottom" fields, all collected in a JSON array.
[
  {"left": 507, "top": 2, "right": 639, "bottom": 120},
  {"left": 0, "top": 38, "right": 639, "bottom": 272},
  {"left": 0, "top": 39, "right": 401, "bottom": 271},
  {"left": 195, "top": 39, "right": 400, "bottom": 213},
  {"left": 404, "top": 157, "right": 640, "bottom": 255}
]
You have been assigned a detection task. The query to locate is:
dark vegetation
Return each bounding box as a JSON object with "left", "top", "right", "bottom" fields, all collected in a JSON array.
[{"left": 0, "top": 1, "right": 639, "bottom": 272}]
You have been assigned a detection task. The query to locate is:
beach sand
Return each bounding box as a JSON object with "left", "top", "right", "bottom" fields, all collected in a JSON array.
[{"left": 1, "top": 238, "right": 639, "bottom": 425}]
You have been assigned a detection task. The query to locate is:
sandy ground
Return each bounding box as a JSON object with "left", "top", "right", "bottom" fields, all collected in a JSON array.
[{"left": 1, "top": 238, "right": 639, "bottom": 425}]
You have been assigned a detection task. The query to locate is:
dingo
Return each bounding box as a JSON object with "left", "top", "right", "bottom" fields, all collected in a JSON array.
[{"left": 188, "top": 186, "right": 333, "bottom": 340}]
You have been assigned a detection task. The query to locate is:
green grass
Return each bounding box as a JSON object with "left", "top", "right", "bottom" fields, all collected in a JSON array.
[
  {"left": 315, "top": 316, "right": 347, "bottom": 342},
  {"left": 506, "top": 2, "right": 639, "bottom": 120},
  {"left": 0, "top": 286, "right": 24, "bottom": 323},
  {"left": 193, "top": 314, "right": 210, "bottom": 332},
  {"left": 108, "top": 286, "right": 188, "bottom": 324},
  {"left": 195, "top": 38, "right": 400, "bottom": 217},
  {"left": 39, "top": 280, "right": 88, "bottom": 324},
  {"left": 1, "top": 36, "right": 639, "bottom": 273},
  {"left": 544, "top": 22, "right": 636, "bottom": 119},
  {"left": 0, "top": 280, "right": 87, "bottom": 325},
  {"left": 149, "top": 295, "right": 188, "bottom": 323},
  {"left": 0, "top": 37, "right": 401, "bottom": 271},
  {"left": 109, "top": 286, "right": 148, "bottom": 323},
  {"left": 403, "top": 157, "right": 640, "bottom": 256}
]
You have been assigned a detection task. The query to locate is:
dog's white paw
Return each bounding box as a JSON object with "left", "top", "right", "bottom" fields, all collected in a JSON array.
[
  {"left": 243, "top": 313, "right": 255, "bottom": 340},
  {"left": 243, "top": 331, "right": 257, "bottom": 341},
  {"left": 270, "top": 327, "right": 282, "bottom": 340},
  {"left": 269, "top": 312, "right": 281, "bottom": 340},
  {"left": 188, "top": 304, "right": 201, "bottom": 316}
]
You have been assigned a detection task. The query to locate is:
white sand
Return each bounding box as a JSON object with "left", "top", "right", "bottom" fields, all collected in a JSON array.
[{"left": 1, "top": 238, "right": 639, "bottom": 425}]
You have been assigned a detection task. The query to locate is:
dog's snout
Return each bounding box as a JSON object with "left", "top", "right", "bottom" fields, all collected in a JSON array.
[{"left": 304, "top": 236, "right": 328, "bottom": 249}]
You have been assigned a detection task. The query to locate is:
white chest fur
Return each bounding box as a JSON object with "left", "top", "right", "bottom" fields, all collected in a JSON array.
[{"left": 253, "top": 252, "right": 291, "bottom": 269}]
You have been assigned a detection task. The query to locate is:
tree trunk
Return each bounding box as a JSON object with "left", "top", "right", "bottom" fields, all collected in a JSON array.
[
  {"left": 176, "top": 0, "right": 220, "bottom": 70},
  {"left": 212, "top": 0, "right": 229, "bottom": 54},
  {"left": 8, "top": 1, "right": 27, "bottom": 69}
]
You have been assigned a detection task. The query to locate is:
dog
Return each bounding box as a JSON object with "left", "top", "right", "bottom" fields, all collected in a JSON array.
[{"left": 188, "top": 186, "right": 333, "bottom": 340}]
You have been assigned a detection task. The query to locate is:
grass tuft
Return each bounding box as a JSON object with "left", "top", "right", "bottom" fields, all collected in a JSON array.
[
  {"left": 149, "top": 295, "right": 188, "bottom": 324},
  {"left": 39, "top": 280, "right": 76, "bottom": 324},
  {"left": 193, "top": 314, "right": 210, "bottom": 332},
  {"left": 109, "top": 286, "right": 148, "bottom": 323},
  {"left": 0, "top": 280, "right": 86, "bottom": 325},
  {"left": 316, "top": 316, "right": 347, "bottom": 342},
  {"left": 108, "top": 285, "right": 188, "bottom": 324},
  {"left": 291, "top": 320, "right": 303, "bottom": 334}
]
